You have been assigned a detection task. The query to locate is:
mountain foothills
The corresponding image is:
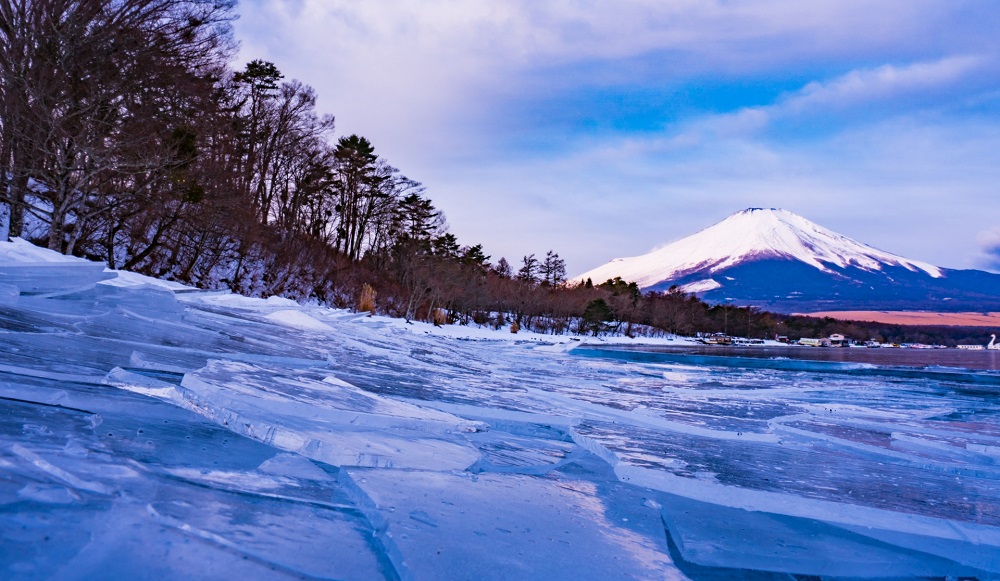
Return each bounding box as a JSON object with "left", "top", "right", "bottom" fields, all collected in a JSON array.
[{"left": 577, "top": 208, "right": 1000, "bottom": 313}]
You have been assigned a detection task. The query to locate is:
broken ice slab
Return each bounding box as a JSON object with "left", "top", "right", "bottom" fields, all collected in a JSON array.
[
  {"left": 143, "top": 490, "right": 387, "bottom": 581},
  {"left": 0, "top": 331, "right": 169, "bottom": 379},
  {"left": 341, "top": 468, "right": 684, "bottom": 581},
  {"left": 0, "top": 373, "right": 391, "bottom": 580},
  {"left": 182, "top": 360, "right": 485, "bottom": 431},
  {"left": 573, "top": 419, "right": 1000, "bottom": 526},
  {"left": 466, "top": 428, "right": 578, "bottom": 475},
  {"left": 148, "top": 360, "right": 486, "bottom": 470},
  {"left": 659, "top": 493, "right": 978, "bottom": 578},
  {"left": 3, "top": 446, "right": 388, "bottom": 581},
  {"left": 607, "top": 453, "right": 1000, "bottom": 574},
  {"left": 0, "top": 283, "right": 17, "bottom": 304},
  {"left": 0, "top": 263, "right": 115, "bottom": 295}
]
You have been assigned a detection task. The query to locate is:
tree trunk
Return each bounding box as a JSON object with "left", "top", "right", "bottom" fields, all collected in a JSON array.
[{"left": 7, "top": 173, "right": 27, "bottom": 239}]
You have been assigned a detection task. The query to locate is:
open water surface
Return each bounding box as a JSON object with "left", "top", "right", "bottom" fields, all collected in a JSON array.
[{"left": 585, "top": 343, "right": 1000, "bottom": 371}]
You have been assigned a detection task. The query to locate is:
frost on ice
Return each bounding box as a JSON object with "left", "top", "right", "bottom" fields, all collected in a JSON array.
[{"left": 2, "top": 237, "right": 999, "bottom": 579}]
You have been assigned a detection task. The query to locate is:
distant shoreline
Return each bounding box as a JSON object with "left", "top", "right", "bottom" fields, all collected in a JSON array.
[{"left": 798, "top": 311, "right": 1000, "bottom": 327}]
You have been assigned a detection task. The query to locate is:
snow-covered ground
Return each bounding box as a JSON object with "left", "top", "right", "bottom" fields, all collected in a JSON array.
[{"left": 2, "top": 238, "right": 999, "bottom": 579}]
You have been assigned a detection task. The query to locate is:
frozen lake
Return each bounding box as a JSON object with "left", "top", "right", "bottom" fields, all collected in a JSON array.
[
  {"left": 601, "top": 342, "right": 1000, "bottom": 371},
  {"left": 2, "top": 247, "right": 999, "bottom": 579}
]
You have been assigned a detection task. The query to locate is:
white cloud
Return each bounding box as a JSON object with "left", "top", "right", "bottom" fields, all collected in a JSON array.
[
  {"left": 232, "top": 1, "right": 1000, "bottom": 275},
  {"left": 234, "top": 1, "right": 994, "bottom": 147},
  {"left": 434, "top": 114, "right": 1000, "bottom": 275},
  {"left": 977, "top": 229, "right": 1000, "bottom": 271},
  {"left": 783, "top": 56, "right": 988, "bottom": 112},
  {"left": 693, "top": 55, "right": 993, "bottom": 138},
  {"left": 239, "top": 0, "right": 958, "bottom": 68}
]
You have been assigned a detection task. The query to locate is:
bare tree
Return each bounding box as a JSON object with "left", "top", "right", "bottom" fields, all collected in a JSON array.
[{"left": 0, "top": 0, "right": 235, "bottom": 249}]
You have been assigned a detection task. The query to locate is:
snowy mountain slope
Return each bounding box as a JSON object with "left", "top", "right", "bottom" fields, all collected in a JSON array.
[
  {"left": 575, "top": 208, "right": 1000, "bottom": 312},
  {"left": 576, "top": 208, "right": 941, "bottom": 287}
]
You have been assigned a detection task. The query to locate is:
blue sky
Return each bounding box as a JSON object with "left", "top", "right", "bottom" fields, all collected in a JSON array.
[{"left": 235, "top": 0, "right": 1000, "bottom": 274}]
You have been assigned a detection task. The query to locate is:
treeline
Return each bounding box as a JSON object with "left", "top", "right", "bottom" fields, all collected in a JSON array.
[
  {"left": 0, "top": 1, "right": 585, "bottom": 321},
  {"left": 0, "top": 1, "right": 471, "bottom": 303},
  {"left": 772, "top": 315, "right": 993, "bottom": 347}
]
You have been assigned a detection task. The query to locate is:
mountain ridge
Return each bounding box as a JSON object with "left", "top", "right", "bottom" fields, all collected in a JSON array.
[{"left": 575, "top": 208, "right": 1000, "bottom": 313}]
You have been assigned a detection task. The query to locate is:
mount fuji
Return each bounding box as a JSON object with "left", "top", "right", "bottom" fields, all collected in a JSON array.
[{"left": 575, "top": 208, "right": 1000, "bottom": 313}]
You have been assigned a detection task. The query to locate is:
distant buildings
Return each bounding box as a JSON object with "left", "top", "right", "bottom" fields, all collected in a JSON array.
[{"left": 797, "top": 334, "right": 847, "bottom": 347}]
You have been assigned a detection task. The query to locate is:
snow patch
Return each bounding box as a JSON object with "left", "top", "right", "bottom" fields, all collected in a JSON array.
[
  {"left": 0, "top": 237, "right": 91, "bottom": 265},
  {"left": 264, "top": 310, "right": 334, "bottom": 331},
  {"left": 194, "top": 292, "right": 299, "bottom": 309},
  {"left": 679, "top": 278, "right": 722, "bottom": 294},
  {"left": 99, "top": 269, "right": 194, "bottom": 291}
]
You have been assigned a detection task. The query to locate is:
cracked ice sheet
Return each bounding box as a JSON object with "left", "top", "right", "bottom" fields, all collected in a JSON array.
[
  {"left": 171, "top": 294, "right": 1000, "bottom": 575},
  {"left": 170, "top": 360, "right": 483, "bottom": 470},
  {"left": 657, "top": 494, "right": 972, "bottom": 578},
  {"left": 4, "top": 246, "right": 1000, "bottom": 577},
  {"left": 342, "top": 467, "right": 683, "bottom": 581},
  {"left": 0, "top": 378, "right": 391, "bottom": 580}
]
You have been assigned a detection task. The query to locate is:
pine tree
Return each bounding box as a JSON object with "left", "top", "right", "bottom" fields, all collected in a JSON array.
[
  {"left": 432, "top": 233, "right": 460, "bottom": 259},
  {"left": 517, "top": 254, "right": 539, "bottom": 284},
  {"left": 493, "top": 257, "right": 513, "bottom": 278},
  {"left": 540, "top": 250, "right": 566, "bottom": 286},
  {"left": 461, "top": 244, "right": 491, "bottom": 269},
  {"left": 582, "top": 298, "right": 614, "bottom": 336}
]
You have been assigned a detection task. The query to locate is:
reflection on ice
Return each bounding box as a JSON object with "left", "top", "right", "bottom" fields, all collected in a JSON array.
[
  {"left": 660, "top": 494, "right": 964, "bottom": 578},
  {"left": 341, "top": 467, "right": 681, "bottom": 581},
  {"left": 4, "top": 250, "right": 1000, "bottom": 578}
]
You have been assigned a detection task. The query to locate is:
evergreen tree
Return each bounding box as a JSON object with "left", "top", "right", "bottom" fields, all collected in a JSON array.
[
  {"left": 517, "top": 254, "right": 539, "bottom": 283},
  {"left": 581, "top": 298, "right": 614, "bottom": 336},
  {"left": 394, "top": 193, "right": 440, "bottom": 251},
  {"left": 461, "top": 244, "right": 491, "bottom": 269},
  {"left": 540, "top": 250, "right": 567, "bottom": 286},
  {"left": 431, "top": 233, "right": 460, "bottom": 259},
  {"left": 493, "top": 257, "right": 513, "bottom": 278},
  {"left": 332, "top": 135, "right": 388, "bottom": 260}
]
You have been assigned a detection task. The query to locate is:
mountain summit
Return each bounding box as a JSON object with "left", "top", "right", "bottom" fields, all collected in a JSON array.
[{"left": 575, "top": 208, "right": 1000, "bottom": 312}]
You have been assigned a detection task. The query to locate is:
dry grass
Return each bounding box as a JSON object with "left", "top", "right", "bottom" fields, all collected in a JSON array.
[
  {"left": 358, "top": 283, "right": 377, "bottom": 315},
  {"left": 802, "top": 311, "right": 1000, "bottom": 327}
]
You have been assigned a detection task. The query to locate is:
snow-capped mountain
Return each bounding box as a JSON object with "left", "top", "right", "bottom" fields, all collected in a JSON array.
[{"left": 575, "top": 208, "right": 1000, "bottom": 312}]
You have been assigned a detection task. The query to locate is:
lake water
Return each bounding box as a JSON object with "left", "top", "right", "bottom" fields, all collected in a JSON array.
[{"left": 583, "top": 343, "right": 1000, "bottom": 371}]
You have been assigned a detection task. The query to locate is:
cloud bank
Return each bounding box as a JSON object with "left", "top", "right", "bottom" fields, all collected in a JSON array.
[{"left": 235, "top": 1, "right": 1000, "bottom": 274}]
